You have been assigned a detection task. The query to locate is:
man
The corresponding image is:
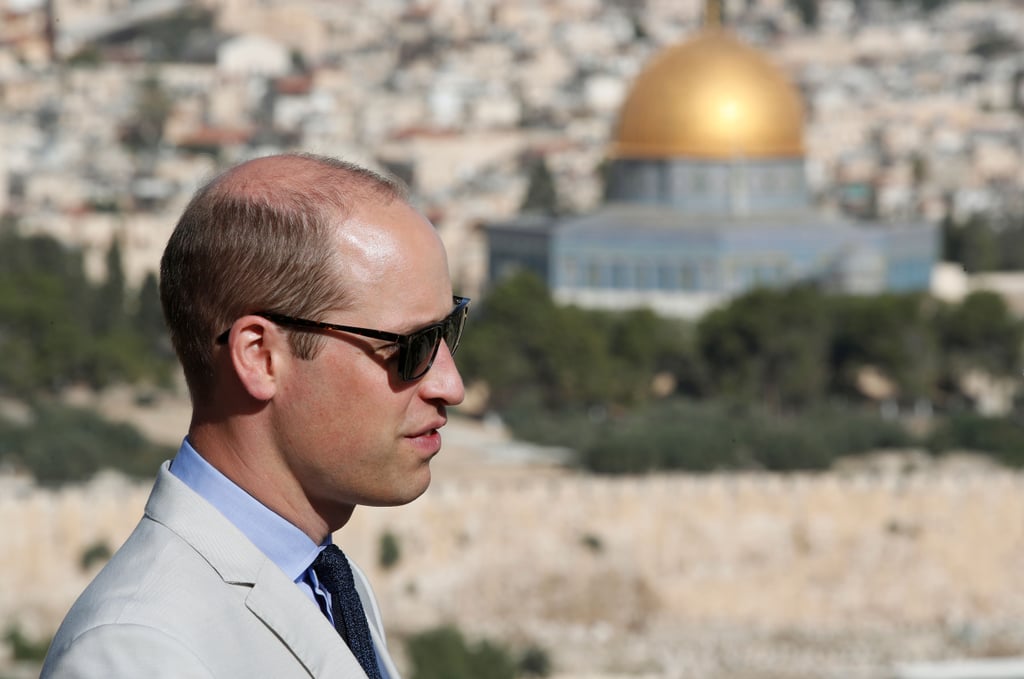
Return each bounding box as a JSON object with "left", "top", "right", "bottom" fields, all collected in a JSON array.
[{"left": 41, "top": 154, "right": 468, "bottom": 678}]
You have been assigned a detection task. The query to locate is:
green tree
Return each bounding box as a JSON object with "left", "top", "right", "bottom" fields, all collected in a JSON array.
[
  {"left": 789, "top": 0, "right": 819, "bottom": 28},
  {"left": 520, "top": 156, "right": 560, "bottom": 215},
  {"left": 938, "top": 291, "right": 1023, "bottom": 379},
  {"left": 406, "top": 626, "right": 517, "bottom": 679},
  {"left": 609, "top": 308, "right": 663, "bottom": 377},
  {"left": 994, "top": 219, "right": 1024, "bottom": 269},
  {"left": 458, "top": 272, "right": 559, "bottom": 410},
  {"left": 122, "top": 71, "right": 172, "bottom": 153},
  {"left": 93, "top": 237, "right": 127, "bottom": 335},
  {"left": 456, "top": 267, "right": 1024, "bottom": 472},
  {"left": 697, "top": 286, "right": 832, "bottom": 411},
  {"left": 0, "top": 232, "right": 92, "bottom": 392},
  {"left": 578, "top": 399, "right": 912, "bottom": 474},
  {"left": 80, "top": 540, "right": 113, "bottom": 571},
  {"left": 830, "top": 293, "right": 940, "bottom": 404},
  {"left": 4, "top": 624, "right": 50, "bottom": 662},
  {"left": 135, "top": 272, "right": 163, "bottom": 332},
  {"left": 379, "top": 531, "right": 401, "bottom": 570},
  {"left": 0, "top": 402, "right": 172, "bottom": 485},
  {"left": 518, "top": 645, "right": 552, "bottom": 676},
  {"left": 0, "top": 231, "right": 174, "bottom": 394},
  {"left": 928, "top": 412, "right": 1024, "bottom": 465},
  {"left": 970, "top": 32, "right": 1020, "bottom": 59},
  {"left": 126, "top": 270, "right": 176, "bottom": 387},
  {"left": 540, "top": 304, "right": 621, "bottom": 406},
  {"left": 460, "top": 272, "right": 684, "bottom": 413},
  {"left": 606, "top": 307, "right": 701, "bottom": 402},
  {"left": 944, "top": 214, "right": 999, "bottom": 273}
]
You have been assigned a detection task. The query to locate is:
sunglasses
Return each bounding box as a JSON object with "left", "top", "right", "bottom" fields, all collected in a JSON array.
[{"left": 217, "top": 296, "right": 470, "bottom": 382}]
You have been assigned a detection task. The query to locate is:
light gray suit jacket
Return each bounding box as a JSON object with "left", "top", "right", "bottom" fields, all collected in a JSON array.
[{"left": 41, "top": 463, "right": 401, "bottom": 678}]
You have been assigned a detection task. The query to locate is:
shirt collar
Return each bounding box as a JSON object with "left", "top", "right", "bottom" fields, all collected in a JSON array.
[{"left": 169, "top": 438, "right": 322, "bottom": 583}]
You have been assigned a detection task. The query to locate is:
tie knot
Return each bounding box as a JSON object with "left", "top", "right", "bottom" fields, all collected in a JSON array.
[{"left": 312, "top": 544, "right": 355, "bottom": 591}]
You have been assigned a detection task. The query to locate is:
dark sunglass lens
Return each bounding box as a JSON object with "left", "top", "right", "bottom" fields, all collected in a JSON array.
[
  {"left": 444, "top": 307, "right": 467, "bottom": 355},
  {"left": 404, "top": 327, "right": 442, "bottom": 380}
]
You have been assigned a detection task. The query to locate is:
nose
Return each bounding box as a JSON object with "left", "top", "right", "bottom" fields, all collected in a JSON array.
[{"left": 420, "top": 339, "right": 465, "bottom": 405}]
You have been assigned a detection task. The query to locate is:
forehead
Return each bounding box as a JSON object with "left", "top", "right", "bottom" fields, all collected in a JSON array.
[{"left": 331, "top": 200, "right": 453, "bottom": 321}]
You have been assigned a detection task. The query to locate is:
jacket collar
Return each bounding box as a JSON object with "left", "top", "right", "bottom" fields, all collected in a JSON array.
[{"left": 144, "top": 462, "right": 377, "bottom": 678}]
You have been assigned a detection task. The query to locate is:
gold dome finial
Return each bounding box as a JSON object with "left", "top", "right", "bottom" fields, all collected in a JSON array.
[{"left": 705, "top": 0, "right": 722, "bottom": 28}]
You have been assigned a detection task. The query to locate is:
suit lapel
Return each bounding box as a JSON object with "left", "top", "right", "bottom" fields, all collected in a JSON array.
[
  {"left": 145, "top": 463, "right": 372, "bottom": 678},
  {"left": 245, "top": 558, "right": 370, "bottom": 678},
  {"left": 366, "top": 617, "right": 401, "bottom": 679}
]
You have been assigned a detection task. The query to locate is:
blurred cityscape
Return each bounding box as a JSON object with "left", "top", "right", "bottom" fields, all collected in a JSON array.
[
  {"left": 6, "top": 0, "right": 1024, "bottom": 678},
  {"left": 3, "top": 0, "right": 1024, "bottom": 292}
]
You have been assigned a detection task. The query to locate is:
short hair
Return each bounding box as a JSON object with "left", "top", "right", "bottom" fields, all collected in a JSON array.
[{"left": 159, "top": 153, "right": 406, "bottom": 402}]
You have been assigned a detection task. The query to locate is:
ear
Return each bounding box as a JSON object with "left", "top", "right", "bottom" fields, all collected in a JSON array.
[{"left": 227, "top": 315, "right": 287, "bottom": 402}]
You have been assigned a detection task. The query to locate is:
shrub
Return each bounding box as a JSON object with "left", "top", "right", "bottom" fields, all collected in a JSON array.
[
  {"left": 0, "top": 402, "right": 173, "bottom": 485},
  {"left": 4, "top": 624, "right": 50, "bottom": 662},
  {"left": 518, "top": 645, "right": 552, "bottom": 676},
  {"left": 80, "top": 540, "right": 113, "bottom": 571},
  {"left": 580, "top": 533, "right": 604, "bottom": 553},
  {"left": 577, "top": 400, "right": 915, "bottom": 474},
  {"left": 379, "top": 531, "right": 401, "bottom": 570},
  {"left": 927, "top": 413, "right": 1024, "bottom": 466},
  {"left": 406, "top": 625, "right": 518, "bottom": 679}
]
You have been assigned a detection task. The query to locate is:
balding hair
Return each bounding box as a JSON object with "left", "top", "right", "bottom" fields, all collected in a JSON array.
[{"left": 159, "top": 153, "right": 406, "bottom": 403}]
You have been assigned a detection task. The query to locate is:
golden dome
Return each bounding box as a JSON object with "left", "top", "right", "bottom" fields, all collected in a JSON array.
[{"left": 612, "top": 29, "right": 805, "bottom": 159}]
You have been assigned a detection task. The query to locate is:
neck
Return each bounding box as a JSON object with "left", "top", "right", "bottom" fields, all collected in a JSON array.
[{"left": 188, "top": 416, "right": 351, "bottom": 544}]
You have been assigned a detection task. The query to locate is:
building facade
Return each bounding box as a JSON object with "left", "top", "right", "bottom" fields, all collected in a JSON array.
[{"left": 486, "top": 24, "right": 937, "bottom": 318}]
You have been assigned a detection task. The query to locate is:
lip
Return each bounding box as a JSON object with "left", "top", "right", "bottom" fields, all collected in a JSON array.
[
  {"left": 406, "top": 429, "right": 442, "bottom": 460},
  {"left": 408, "top": 419, "right": 447, "bottom": 438}
]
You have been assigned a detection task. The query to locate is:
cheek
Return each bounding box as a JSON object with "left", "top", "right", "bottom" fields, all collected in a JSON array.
[
  {"left": 285, "top": 348, "right": 417, "bottom": 447},
  {"left": 301, "top": 371, "right": 391, "bottom": 445},
  {"left": 304, "top": 385, "right": 366, "bottom": 445},
  {"left": 278, "top": 360, "right": 358, "bottom": 446}
]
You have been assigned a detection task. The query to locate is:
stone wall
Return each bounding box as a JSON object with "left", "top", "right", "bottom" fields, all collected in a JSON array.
[{"left": 6, "top": 466, "right": 1024, "bottom": 677}]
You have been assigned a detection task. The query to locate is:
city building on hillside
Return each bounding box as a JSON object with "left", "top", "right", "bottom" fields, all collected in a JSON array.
[
  {"left": 485, "top": 11, "right": 938, "bottom": 319},
  {"left": 216, "top": 33, "right": 290, "bottom": 78}
]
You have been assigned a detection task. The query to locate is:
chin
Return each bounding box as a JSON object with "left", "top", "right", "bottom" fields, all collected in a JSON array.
[{"left": 365, "top": 476, "right": 432, "bottom": 508}]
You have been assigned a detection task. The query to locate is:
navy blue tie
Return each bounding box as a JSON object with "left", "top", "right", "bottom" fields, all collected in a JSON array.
[{"left": 311, "top": 545, "right": 383, "bottom": 679}]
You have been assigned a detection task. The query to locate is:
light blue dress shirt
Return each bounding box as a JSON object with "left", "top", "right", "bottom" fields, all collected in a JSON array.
[{"left": 170, "top": 438, "right": 390, "bottom": 678}]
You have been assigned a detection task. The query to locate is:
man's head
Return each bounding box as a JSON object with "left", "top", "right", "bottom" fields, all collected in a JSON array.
[
  {"left": 160, "top": 153, "right": 404, "bottom": 402},
  {"left": 159, "top": 154, "right": 466, "bottom": 534}
]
